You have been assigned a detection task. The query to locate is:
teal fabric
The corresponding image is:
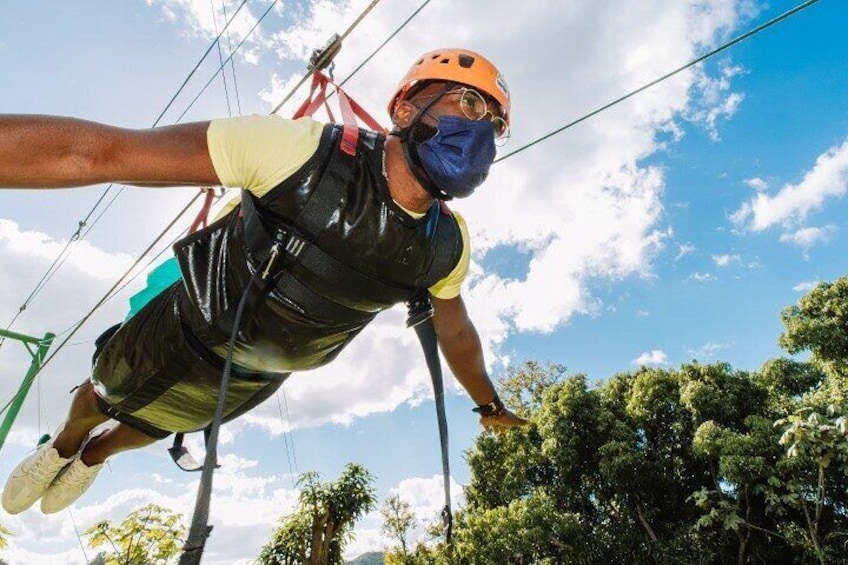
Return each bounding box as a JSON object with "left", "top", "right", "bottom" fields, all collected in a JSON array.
[{"left": 126, "top": 257, "right": 182, "bottom": 319}]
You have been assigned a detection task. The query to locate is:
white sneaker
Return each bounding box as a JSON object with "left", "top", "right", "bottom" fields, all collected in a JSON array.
[
  {"left": 2, "top": 440, "right": 73, "bottom": 514},
  {"left": 40, "top": 455, "right": 104, "bottom": 514}
]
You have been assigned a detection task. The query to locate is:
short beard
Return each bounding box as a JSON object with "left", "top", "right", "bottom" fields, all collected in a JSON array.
[{"left": 409, "top": 120, "right": 438, "bottom": 143}]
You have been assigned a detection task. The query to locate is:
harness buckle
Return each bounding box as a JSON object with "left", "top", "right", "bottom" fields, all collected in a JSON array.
[
  {"left": 261, "top": 229, "right": 307, "bottom": 280},
  {"left": 406, "top": 291, "right": 434, "bottom": 328}
]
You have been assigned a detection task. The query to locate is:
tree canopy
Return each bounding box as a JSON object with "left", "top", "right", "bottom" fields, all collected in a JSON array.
[
  {"left": 258, "top": 463, "right": 377, "bottom": 565},
  {"left": 84, "top": 503, "right": 185, "bottom": 565},
  {"left": 400, "top": 277, "right": 848, "bottom": 565}
]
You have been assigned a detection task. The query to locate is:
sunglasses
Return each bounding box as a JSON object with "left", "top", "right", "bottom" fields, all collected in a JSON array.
[
  {"left": 411, "top": 86, "right": 510, "bottom": 145},
  {"left": 452, "top": 88, "right": 510, "bottom": 143}
]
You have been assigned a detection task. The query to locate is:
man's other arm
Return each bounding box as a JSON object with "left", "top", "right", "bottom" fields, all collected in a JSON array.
[{"left": 432, "top": 294, "right": 528, "bottom": 429}]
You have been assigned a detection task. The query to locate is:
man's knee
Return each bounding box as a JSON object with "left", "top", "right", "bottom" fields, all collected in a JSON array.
[{"left": 68, "top": 381, "right": 109, "bottom": 422}]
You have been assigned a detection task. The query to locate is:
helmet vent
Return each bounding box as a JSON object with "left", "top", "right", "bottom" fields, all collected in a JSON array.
[
  {"left": 458, "top": 54, "right": 475, "bottom": 68},
  {"left": 440, "top": 58, "right": 450, "bottom": 64}
]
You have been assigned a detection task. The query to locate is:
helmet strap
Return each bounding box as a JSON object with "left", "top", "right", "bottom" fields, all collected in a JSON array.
[{"left": 391, "top": 82, "right": 457, "bottom": 201}]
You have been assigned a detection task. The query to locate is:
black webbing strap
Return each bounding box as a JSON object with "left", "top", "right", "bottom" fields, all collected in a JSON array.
[
  {"left": 413, "top": 317, "right": 453, "bottom": 544},
  {"left": 169, "top": 429, "right": 216, "bottom": 473},
  {"left": 242, "top": 187, "right": 414, "bottom": 307},
  {"left": 179, "top": 269, "right": 262, "bottom": 565}
]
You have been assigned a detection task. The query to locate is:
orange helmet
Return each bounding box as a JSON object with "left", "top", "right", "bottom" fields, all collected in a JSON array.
[{"left": 388, "top": 48, "right": 511, "bottom": 124}]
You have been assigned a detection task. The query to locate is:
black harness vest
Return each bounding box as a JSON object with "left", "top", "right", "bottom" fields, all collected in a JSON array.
[{"left": 173, "top": 124, "right": 463, "bottom": 372}]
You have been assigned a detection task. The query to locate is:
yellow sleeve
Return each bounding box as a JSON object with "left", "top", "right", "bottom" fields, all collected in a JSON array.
[
  {"left": 428, "top": 211, "right": 470, "bottom": 299},
  {"left": 207, "top": 115, "right": 324, "bottom": 197}
]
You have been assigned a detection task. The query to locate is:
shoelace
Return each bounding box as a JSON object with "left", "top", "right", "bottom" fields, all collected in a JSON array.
[
  {"left": 61, "top": 460, "right": 99, "bottom": 487},
  {"left": 27, "top": 448, "right": 65, "bottom": 482}
]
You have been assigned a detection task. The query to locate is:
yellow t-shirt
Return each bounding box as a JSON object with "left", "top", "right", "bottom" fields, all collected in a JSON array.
[{"left": 206, "top": 115, "right": 469, "bottom": 299}]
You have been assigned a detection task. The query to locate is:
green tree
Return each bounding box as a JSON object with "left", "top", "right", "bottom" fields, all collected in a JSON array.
[
  {"left": 85, "top": 503, "right": 185, "bottom": 565},
  {"left": 0, "top": 522, "right": 11, "bottom": 550},
  {"left": 381, "top": 494, "right": 416, "bottom": 560},
  {"left": 780, "top": 277, "right": 848, "bottom": 380},
  {"left": 257, "top": 463, "right": 376, "bottom": 565},
  {"left": 775, "top": 404, "right": 848, "bottom": 564},
  {"left": 421, "top": 358, "right": 848, "bottom": 564}
]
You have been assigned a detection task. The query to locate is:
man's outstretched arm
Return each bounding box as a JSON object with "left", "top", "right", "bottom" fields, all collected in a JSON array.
[
  {"left": 432, "top": 294, "right": 528, "bottom": 429},
  {"left": 0, "top": 115, "right": 219, "bottom": 188}
]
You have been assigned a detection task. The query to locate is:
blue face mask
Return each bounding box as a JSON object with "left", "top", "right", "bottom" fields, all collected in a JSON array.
[{"left": 408, "top": 116, "right": 497, "bottom": 200}]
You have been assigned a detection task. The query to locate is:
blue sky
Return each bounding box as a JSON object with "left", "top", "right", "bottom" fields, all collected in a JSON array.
[{"left": 1, "top": 0, "right": 847, "bottom": 563}]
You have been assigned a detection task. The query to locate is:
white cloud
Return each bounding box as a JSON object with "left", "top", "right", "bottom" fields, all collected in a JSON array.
[
  {"left": 712, "top": 253, "right": 740, "bottom": 267},
  {"left": 1, "top": 1, "right": 758, "bottom": 561},
  {"left": 145, "top": 0, "right": 266, "bottom": 64},
  {"left": 633, "top": 350, "right": 669, "bottom": 366},
  {"left": 675, "top": 243, "right": 696, "bottom": 261},
  {"left": 793, "top": 280, "right": 819, "bottom": 293},
  {"left": 688, "top": 272, "right": 717, "bottom": 282},
  {"left": 686, "top": 341, "right": 731, "bottom": 360},
  {"left": 779, "top": 225, "right": 837, "bottom": 255},
  {"left": 0, "top": 452, "right": 301, "bottom": 565},
  {"left": 745, "top": 177, "right": 769, "bottom": 192},
  {"left": 0, "top": 219, "right": 134, "bottom": 281},
  {"left": 345, "top": 474, "right": 466, "bottom": 558},
  {"left": 732, "top": 138, "right": 848, "bottom": 231},
  {"left": 684, "top": 62, "right": 745, "bottom": 140}
]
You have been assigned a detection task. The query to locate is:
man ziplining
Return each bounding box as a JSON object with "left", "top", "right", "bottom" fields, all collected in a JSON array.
[{"left": 0, "top": 48, "right": 528, "bottom": 516}]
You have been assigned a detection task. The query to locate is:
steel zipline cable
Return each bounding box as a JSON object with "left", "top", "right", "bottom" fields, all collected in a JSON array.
[
  {"left": 269, "top": 0, "right": 383, "bottom": 115},
  {"left": 3, "top": 0, "right": 435, "bottom": 350},
  {"left": 6, "top": 0, "right": 821, "bottom": 423},
  {"left": 0, "top": 0, "right": 253, "bottom": 343},
  {"left": 0, "top": 0, "right": 399, "bottom": 422},
  {"left": 339, "top": 0, "right": 434, "bottom": 88},
  {"left": 494, "top": 0, "right": 823, "bottom": 164}
]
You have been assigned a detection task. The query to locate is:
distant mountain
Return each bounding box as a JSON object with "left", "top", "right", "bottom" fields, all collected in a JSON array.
[{"left": 346, "top": 551, "right": 384, "bottom": 565}]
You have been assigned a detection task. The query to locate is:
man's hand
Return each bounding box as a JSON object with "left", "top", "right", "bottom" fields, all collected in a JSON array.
[{"left": 479, "top": 406, "right": 529, "bottom": 431}]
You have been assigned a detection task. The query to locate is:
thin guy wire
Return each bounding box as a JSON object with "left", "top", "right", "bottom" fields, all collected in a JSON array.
[
  {"left": 275, "top": 391, "right": 298, "bottom": 488},
  {"left": 281, "top": 386, "right": 298, "bottom": 473},
  {"left": 0, "top": 193, "right": 202, "bottom": 420},
  {"left": 339, "top": 0, "right": 433, "bottom": 87},
  {"left": 210, "top": 0, "right": 234, "bottom": 116},
  {"left": 221, "top": 0, "right": 244, "bottom": 115},
  {"left": 494, "top": 0, "right": 823, "bottom": 164},
  {"left": 152, "top": 0, "right": 250, "bottom": 127},
  {"left": 0, "top": 0, "right": 252, "bottom": 340},
  {"left": 68, "top": 507, "right": 90, "bottom": 564},
  {"left": 174, "top": 0, "right": 280, "bottom": 124}
]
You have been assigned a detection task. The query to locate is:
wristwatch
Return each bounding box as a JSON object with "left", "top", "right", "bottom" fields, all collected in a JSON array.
[{"left": 472, "top": 395, "right": 505, "bottom": 417}]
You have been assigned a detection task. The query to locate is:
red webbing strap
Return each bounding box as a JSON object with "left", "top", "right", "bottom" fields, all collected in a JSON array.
[
  {"left": 334, "top": 87, "right": 360, "bottom": 156},
  {"left": 344, "top": 92, "right": 384, "bottom": 132},
  {"left": 293, "top": 73, "right": 329, "bottom": 119},
  {"left": 290, "top": 71, "right": 387, "bottom": 156},
  {"left": 188, "top": 188, "right": 216, "bottom": 234},
  {"left": 187, "top": 70, "right": 382, "bottom": 233}
]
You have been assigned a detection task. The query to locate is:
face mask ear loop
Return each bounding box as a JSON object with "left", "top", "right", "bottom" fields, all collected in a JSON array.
[
  {"left": 391, "top": 82, "right": 459, "bottom": 201},
  {"left": 394, "top": 82, "right": 457, "bottom": 139}
]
